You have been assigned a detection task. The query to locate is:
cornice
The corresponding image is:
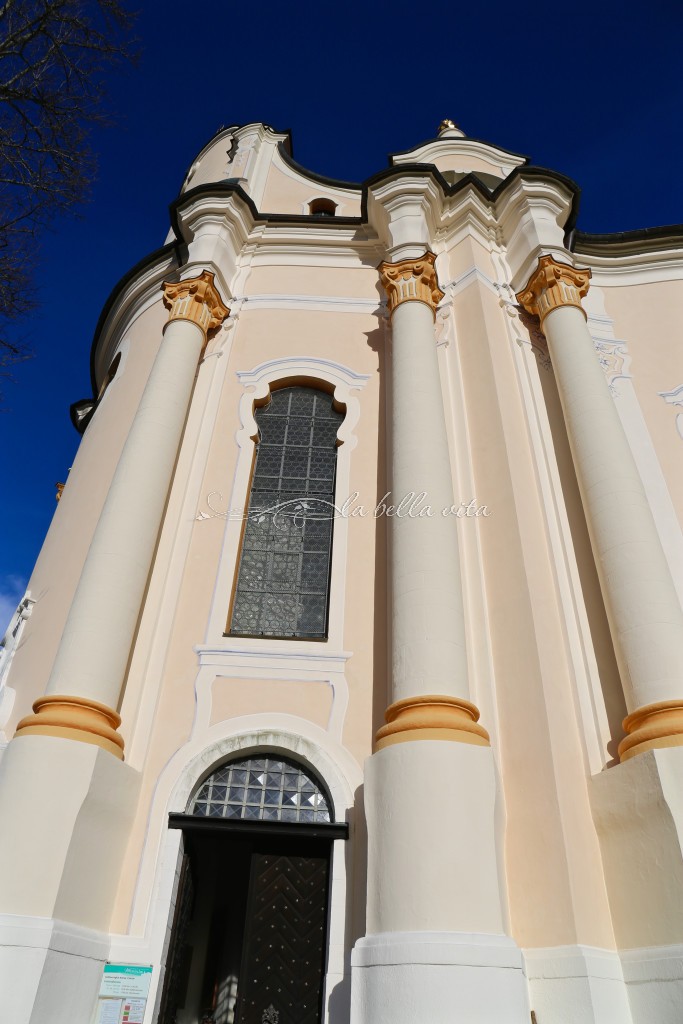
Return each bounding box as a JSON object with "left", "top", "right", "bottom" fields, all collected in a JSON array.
[{"left": 389, "top": 134, "right": 529, "bottom": 168}]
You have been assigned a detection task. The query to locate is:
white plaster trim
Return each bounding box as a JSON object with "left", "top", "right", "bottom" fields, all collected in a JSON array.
[
  {"left": 0, "top": 914, "right": 110, "bottom": 961},
  {"left": 121, "top": 723, "right": 362, "bottom": 1024},
  {"left": 191, "top": 648, "right": 351, "bottom": 742},
  {"left": 524, "top": 944, "right": 626, "bottom": 982},
  {"left": 353, "top": 931, "right": 524, "bottom": 969},
  {"left": 235, "top": 293, "right": 381, "bottom": 314},
  {"left": 439, "top": 265, "right": 500, "bottom": 300},
  {"left": 205, "top": 356, "right": 370, "bottom": 653},
  {"left": 583, "top": 256, "right": 683, "bottom": 288},
  {"left": 620, "top": 942, "right": 683, "bottom": 982},
  {"left": 659, "top": 384, "right": 683, "bottom": 442}
]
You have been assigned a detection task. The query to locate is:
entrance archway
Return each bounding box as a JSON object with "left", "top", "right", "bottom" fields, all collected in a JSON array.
[{"left": 157, "top": 754, "right": 348, "bottom": 1024}]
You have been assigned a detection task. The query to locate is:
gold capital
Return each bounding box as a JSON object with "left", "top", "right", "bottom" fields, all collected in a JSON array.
[
  {"left": 375, "top": 694, "right": 490, "bottom": 750},
  {"left": 378, "top": 252, "right": 445, "bottom": 320},
  {"left": 516, "top": 254, "right": 591, "bottom": 327},
  {"left": 162, "top": 270, "right": 230, "bottom": 340},
  {"left": 15, "top": 694, "right": 125, "bottom": 759},
  {"left": 618, "top": 699, "right": 683, "bottom": 761}
]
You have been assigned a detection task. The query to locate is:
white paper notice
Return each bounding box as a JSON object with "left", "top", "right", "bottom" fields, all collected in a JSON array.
[
  {"left": 96, "top": 998, "right": 123, "bottom": 1024},
  {"left": 121, "top": 998, "right": 146, "bottom": 1024}
]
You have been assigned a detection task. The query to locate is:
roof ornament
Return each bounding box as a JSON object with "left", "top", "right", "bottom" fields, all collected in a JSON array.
[{"left": 437, "top": 118, "right": 465, "bottom": 138}]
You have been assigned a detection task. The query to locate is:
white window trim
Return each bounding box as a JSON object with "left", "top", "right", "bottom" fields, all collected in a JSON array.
[{"left": 206, "top": 356, "right": 371, "bottom": 652}]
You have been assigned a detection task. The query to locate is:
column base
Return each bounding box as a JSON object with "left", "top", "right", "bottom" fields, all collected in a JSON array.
[
  {"left": 618, "top": 700, "right": 683, "bottom": 761},
  {"left": 621, "top": 943, "right": 683, "bottom": 1024},
  {"left": 375, "top": 694, "right": 490, "bottom": 750},
  {"left": 0, "top": 733, "right": 139, "bottom": 927},
  {"left": 524, "top": 945, "right": 633, "bottom": 1024},
  {"left": 351, "top": 931, "right": 529, "bottom": 1024},
  {"left": 14, "top": 694, "right": 124, "bottom": 759},
  {"left": 590, "top": 748, "right": 683, "bottom": 955},
  {"left": 0, "top": 915, "right": 109, "bottom": 1024}
]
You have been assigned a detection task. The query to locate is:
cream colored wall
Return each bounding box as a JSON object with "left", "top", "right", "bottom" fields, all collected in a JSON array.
[
  {"left": 601, "top": 279, "right": 683, "bottom": 532},
  {"left": 261, "top": 161, "right": 362, "bottom": 216},
  {"left": 4, "top": 301, "right": 167, "bottom": 731},
  {"left": 443, "top": 233, "right": 618, "bottom": 951},
  {"left": 110, "top": 274, "right": 385, "bottom": 932}
]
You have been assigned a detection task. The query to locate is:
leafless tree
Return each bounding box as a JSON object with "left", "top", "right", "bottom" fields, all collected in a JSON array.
[{"left": 0, "top": 0, "right": 136, "bottom": 392}]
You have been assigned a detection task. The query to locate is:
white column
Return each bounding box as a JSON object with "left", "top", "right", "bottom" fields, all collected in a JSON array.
[
  {"left": 351, "top": 254, "right": 529, "bottom": 1024},
  {"left": 518, "top": 255, "right": 683, "bottom": 760},
  {"left": 376, "top": 253, "right": 488, "bottom": 748},
  {"left": 15, "top": 270, "right": 229, "bottom": 758}
]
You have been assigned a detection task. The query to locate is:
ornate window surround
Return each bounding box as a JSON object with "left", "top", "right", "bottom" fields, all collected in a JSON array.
[{"left": 206, "top": 356, "right": 371, "bottom": 651}]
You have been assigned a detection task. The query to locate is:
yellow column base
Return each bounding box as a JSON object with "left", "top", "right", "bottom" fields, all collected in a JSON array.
[
  {"left": 375, "top": 694, "right": 490, "bottom": 751},
  {"left": 618, "top": 699, "right": 683, "bottom": 762},
  {"left": 15, "top": 694, "right": 125, "bottom": 760}
]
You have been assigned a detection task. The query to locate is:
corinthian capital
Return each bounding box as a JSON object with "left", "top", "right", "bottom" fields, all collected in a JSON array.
[
  {"left": 162, "top": 270, "right": 230, "bottom": 339},
  {"left": 378, "top": 252, "right": 444, "bottom": 319},
  {"left": 516, "top": 254, "right": 591, "bottom": 327}
]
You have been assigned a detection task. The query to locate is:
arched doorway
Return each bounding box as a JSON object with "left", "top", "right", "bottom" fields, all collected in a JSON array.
[{"left": 158, "top": 754, "right": 348, "bottom": 1024}]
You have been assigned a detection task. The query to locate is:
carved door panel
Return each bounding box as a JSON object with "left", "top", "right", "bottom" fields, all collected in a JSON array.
[{"left": 235, "top": 847, "right": 330, "bottom": 1024}]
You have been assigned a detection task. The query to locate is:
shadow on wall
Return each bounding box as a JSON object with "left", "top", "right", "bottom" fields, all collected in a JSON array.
[{"left": 535, "top": 345, "right": 626, "bottom": 765}]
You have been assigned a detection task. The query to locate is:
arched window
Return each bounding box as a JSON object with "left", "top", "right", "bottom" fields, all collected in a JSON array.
[
  {"left": 229, "top": 385, "right": 344, "bottom": 639},
  {"left": 190, "top": 754, "right": 332, "bottom": 823},
  {"left": 309, "top": 197, "right": 336, "bottom": 217}
]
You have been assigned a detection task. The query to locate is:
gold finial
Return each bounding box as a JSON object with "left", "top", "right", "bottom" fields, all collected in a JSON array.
[{"left": 438, "top": 119, "right": 458, "bottom": 133}]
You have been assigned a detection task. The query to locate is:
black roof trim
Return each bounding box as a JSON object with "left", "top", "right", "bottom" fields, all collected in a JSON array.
[
  {"left": 169, "top": 812, "right": 348, "bottom": 841},
  {"left": 389, "top": 134, "right": 530, "bottom": 165},
  {"left": 80, "top": 160, "right": 582, "bottom": 431},
  {"left": 87, "top": 241, "right": 180, "bottom": 396},
  {"left": 572, "top": 223, "right": 683, "bottom": 257},
  {"left": 276, "top": 141, "right": 362, "bottom": 191}
]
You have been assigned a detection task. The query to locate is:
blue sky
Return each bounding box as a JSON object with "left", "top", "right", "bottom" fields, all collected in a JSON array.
[{"left": 1, "top": 0, "right": 681, "bottom": 632}]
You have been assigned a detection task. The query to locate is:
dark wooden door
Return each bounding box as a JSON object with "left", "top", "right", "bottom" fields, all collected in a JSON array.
[
  {"left": 157, "top": 853, "right": 195, "bottom": 1024},
  {"left": 235, "top": 845, "right": 330, "bottom": 1024}
]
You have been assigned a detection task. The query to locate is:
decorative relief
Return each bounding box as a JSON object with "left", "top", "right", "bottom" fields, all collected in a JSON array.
[
  {"left": 435, "top": 283, "right": 456, "bottom": 347},
  {"left": 378, "top": 251, "right": 445, "bottom": 319},
  {"left": 262, "top": 1006, "right": 280, "bottom": 1024},
  {"left": 162, "top": 270, "right": 230, "bottom": 339},
  {"left": 516, "top": 254, "right": 591, "bottom": 326},
  {"left": 515, "top": 305, "right": 552, "bottom": 371},
  {"left": 593, "top": 338, "right": 631, "bottom": 396},
  {"left": 659, "top": 384, "right": 683, "bottom": 440}
]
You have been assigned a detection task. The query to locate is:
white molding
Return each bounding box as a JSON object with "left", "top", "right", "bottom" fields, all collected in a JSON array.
[
  {"left": 120, "top": 723, "right": 362, "bottom": 1024},
  {"left": 236, "top": 293, "right": 382, "bottom": 314},
  {"left": 205, "top": 355, "right": 370, "bottom": 651}
]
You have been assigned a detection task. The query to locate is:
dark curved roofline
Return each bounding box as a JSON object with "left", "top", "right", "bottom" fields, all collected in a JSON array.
[
  {"left": 389, "top": 135, "right": 530, "bottom": 166},
  {"left": 80, "top": 161, "right": 582, "bottom": 428},
  {"left": 79, "top": 149, "right": 683, "bottom": 432},
  {"left": 571, "top": 223, "right": 683, "bottom": 257},
  {"left": 276, "top": 141, "right": 362, "bottom": 191}
]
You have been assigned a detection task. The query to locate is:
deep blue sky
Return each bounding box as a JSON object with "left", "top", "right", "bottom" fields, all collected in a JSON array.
[{"left": 1, "top": 0, "right": 681, "bottom": 630}]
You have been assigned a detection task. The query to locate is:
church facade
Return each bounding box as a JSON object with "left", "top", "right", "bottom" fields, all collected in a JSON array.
[{"left": 1, "top": 120, "right": 682, "bottom": 1024}]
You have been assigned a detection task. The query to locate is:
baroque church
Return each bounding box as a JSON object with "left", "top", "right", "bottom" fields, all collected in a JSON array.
[{"left": 0, "top": 119, "right": 682, "bottom": 1024}]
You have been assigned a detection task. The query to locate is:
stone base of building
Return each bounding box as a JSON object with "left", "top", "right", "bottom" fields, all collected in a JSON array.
[
  {"left": 621, "top": 943, "right": 683, "bottom": 1024},
  {"left": 524, "top": 944, "right": 633, "bottom": 1023},
  {"left": 0, "top": 915, "right": 109, "bottom": 1024},
  {"left": 350, "top": 931, "right": 530, "bottom": 1023}
]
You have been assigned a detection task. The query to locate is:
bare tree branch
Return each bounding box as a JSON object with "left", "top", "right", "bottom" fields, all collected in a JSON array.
[{"left": 0, "top": 0, "right": 137, "bottom": 393}]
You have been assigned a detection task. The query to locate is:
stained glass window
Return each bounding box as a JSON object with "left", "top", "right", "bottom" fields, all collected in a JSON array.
[
  {"left": 229, "top": 386, "right": 343, "bottom": 639},
  {"left": 190, "top": 755, "right": 332, "bottom": 823}
]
